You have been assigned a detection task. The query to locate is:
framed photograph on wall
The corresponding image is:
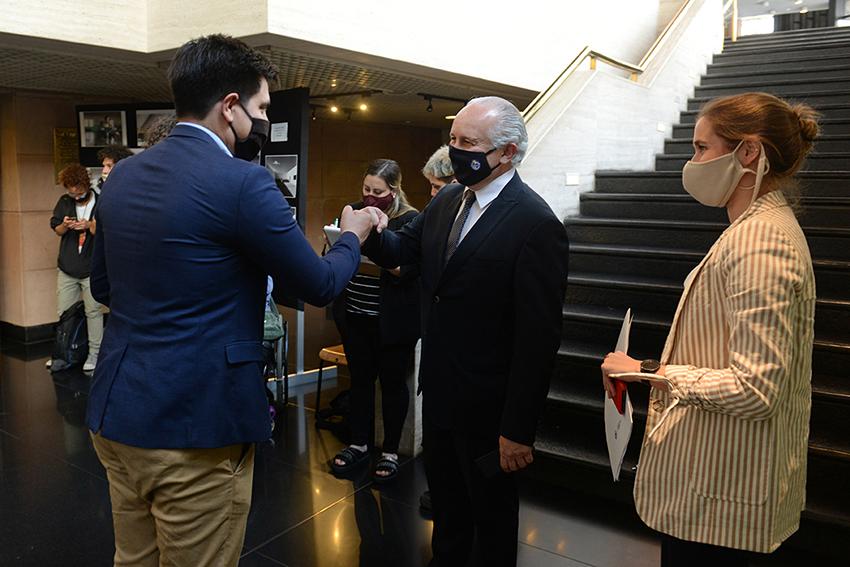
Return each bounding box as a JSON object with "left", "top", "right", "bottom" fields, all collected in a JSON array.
[
  {"left": 136, "top": 109, "right": 176, "bottom": 146},
  {"left": 264, "top": 155, "right": 298, "bottom": 198},
  {"left": 79, "top": 110, "right": 127, "bottom": 147}
]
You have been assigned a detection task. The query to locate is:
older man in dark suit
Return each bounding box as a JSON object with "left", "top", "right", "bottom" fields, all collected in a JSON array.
[{"left": 364, "top": 96, "right": 569, "bottom": 567}]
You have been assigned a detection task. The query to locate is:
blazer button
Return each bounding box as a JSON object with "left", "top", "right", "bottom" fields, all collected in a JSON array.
[{"left": 433, "top": 295, "right": 440, "bottom": 303}]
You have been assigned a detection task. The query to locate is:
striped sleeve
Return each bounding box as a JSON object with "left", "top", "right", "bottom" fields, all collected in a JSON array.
[{"left": 666, "top": 220, "right": 803, "bottom": 421}]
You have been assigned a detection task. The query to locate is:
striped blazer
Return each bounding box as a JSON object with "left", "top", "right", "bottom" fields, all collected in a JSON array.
[{"left": 634, "top": 190, "right": 816, "bottom": 553}]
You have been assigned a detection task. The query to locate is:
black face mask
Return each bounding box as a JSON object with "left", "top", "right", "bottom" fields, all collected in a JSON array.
[
  {"left": 230, "top": 103, "right": 270, "bottom": 161},
  {"left": 448, "top": 145, "right": 499, "bottom": 187}
]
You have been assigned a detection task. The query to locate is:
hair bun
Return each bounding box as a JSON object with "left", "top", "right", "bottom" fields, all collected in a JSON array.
[{"left": 791, "top": 103, "right": 820, "bottom": 142}]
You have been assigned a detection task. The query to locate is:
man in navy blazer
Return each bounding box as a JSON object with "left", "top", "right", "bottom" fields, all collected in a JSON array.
[
  {"left": 364, "top": 97, "right": 569, "bottom": 567},
  {"left": 86, "top": 35, "right": 383, "bottom": 567}
]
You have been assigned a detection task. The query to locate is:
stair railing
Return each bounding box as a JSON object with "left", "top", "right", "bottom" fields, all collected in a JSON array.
[
  {"left": 523, "top": 0, "right": 719, "bottom": 123},
  {"left": 724, "top": 0, "right": 739, "bottom": 42}
]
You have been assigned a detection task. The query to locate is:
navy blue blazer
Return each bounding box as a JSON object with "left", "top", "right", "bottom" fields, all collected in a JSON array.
[
  {"left": 86, "top": 124, "right": 361, "bottom": 449},
  {"left": 363, "top": 173, "right": 569, "bottom": 445}
]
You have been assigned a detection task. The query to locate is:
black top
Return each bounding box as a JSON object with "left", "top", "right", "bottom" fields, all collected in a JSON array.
[
  {"left": 333, "top": 205, "right": 422, "bottom": 346},
  {"left": 50, "top": 194, "right": 98, "bottom": 279}
]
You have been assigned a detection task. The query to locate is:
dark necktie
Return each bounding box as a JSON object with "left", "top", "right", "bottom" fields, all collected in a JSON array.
[{"left": 445, "top": 190, "right": 476, "bottom": 264}]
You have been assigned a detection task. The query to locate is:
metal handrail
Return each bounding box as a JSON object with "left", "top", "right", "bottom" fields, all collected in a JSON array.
[{"left": 523, "top": 0, "right": 723, "bottom": 122}]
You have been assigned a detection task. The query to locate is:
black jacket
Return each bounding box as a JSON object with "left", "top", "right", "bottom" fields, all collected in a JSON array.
[
  {"left": 50, "top": 194, "right": 98, "bottom": 279},
  {"left": 363, "top": 174, "right": 569, "bottom": 445},
  {"left": 333, "top": 204, "right": 421, "bottom": 346}
]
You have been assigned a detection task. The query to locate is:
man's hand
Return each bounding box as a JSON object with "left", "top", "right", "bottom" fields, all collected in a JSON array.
[
  {"left": 360, "top": 206, "right": 389, "bottom": 233},
  {"left": 499, "top": 436, "right": 533, "bottom": 473},
  {"left": 339, "top": 205, "right": 389, "bottom": 244}
]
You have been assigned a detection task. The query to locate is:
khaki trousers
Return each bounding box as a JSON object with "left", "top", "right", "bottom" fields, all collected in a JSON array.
[
  {"left": 57, "top": 269, "right": 103, "bottom": 357},
  {"left": 91, "top": 433, "right": 255, "bottom": 567}
]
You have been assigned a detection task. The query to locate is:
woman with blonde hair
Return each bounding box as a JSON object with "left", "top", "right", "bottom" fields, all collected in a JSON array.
[
  {"left": 602, "top": 92, "right": 819, "bottom": 565},
  {"left": 331, "top": 159, "right": 421, "bottom": 482}
]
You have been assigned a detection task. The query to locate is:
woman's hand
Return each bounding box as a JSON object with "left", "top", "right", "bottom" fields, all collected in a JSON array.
[{"left": 601, "top": 351, "right": 641, "bottom": 398}]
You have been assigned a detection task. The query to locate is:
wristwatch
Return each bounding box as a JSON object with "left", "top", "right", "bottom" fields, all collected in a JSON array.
[{"left": 640, "top": 359, "right": 661, "bottom": 374}]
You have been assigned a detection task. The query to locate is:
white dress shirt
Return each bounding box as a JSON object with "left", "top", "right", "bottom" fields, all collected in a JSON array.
[
  {"left": 177, "top": 122, "right": 233, "bottom": 157},
  {"left": 455, "top": 168, "right": 516, "bottom": 242}
]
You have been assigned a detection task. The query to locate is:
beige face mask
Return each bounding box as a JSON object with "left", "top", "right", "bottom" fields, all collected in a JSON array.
[{"left": 682, "top": 140, "right": 770, "bottom": 208}]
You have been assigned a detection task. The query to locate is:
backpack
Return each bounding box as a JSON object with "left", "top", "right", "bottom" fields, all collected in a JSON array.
[{"left": 50, "top": 301, "right": 88, "bottom": 372}]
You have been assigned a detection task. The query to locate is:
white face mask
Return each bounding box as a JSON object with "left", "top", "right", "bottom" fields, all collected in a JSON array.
[{"left": 682, "top": 140, "right": 770, "bottom": 208}]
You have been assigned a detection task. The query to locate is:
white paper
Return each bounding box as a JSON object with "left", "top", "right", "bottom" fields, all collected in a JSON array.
[
  {"left": 605, "top": 308, "right": 634, "bottom": 482},
  {"left": 270, "top": 122, "right": 288, "bottom": 142},
  {"left": 323, "top": 225, "right": 341, "bottom": 245}
]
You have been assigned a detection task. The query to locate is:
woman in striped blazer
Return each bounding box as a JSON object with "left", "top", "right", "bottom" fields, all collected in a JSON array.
[{"left": 602, "top": 92, "right": 819, "bottom": 566}]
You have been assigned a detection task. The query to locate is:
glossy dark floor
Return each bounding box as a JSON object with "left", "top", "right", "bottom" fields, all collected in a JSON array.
[{"left": 0, "top": 346, "right": 815, "bottom": 566}]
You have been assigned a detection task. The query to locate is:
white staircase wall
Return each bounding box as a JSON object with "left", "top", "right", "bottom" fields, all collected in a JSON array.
[{"left": 519, "top": 0, "right": 724, "bottom": 221}]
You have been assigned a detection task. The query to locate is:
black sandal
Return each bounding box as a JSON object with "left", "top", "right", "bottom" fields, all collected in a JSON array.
[
  {"left": 372, "top": 456, "right": 399, "bottom": 484},
  {"left": 330, "top": 446, "right": 370, "bottom": 475}
]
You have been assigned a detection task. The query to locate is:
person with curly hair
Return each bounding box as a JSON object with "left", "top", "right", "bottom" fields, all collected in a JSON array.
[
  {"left": 48, "top": 163, "right": 104, "bottom": 371},
  {"left": 96, "top": 144, "right": 134, "bottom": 192}
]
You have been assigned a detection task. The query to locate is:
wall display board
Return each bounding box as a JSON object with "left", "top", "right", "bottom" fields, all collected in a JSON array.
[{"left": 75, "top": 103, "right": 173, "bottom": 166}]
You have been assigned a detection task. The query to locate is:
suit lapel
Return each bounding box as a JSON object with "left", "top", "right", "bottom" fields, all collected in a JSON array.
[
  {"left": 438, "top": 174, "right": 522, "bottom": 286},
  {"left": 432, "top": 185, "right": 464, "bottom": 275}
]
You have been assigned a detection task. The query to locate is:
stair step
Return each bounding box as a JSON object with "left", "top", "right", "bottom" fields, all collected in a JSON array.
[
  {"left": 723, "top": 34, "right": 850, "bottom": 52},
  {"left": 568, "top": 242, "right": 850, "bottom": 298},
  {"left": 695, "top": 78, "right": 850, "bottom": 98},
  {"left": 594, "top": 170, "right": 850, "bottom": 196},
  {"left": 713, "top": 43, "right": 850, "bottom": 65},
  {"left": 565, "top": 217, "right": 850, "bottom": 260},
  {"left": 657, "top": 152, "right": 850, "bottom": 171},
  {"left": 729, "top": 27, "right": 850, "bottom": 43},
  {"left": 534, "top": 432, "right": 850, "bottom": 526},
  {"left": 701, "top": 64, "right": 850, "bottom": 86},
  {"left": 688, "top": 92, "right": 850, "bottom": 111},
  {"left": 709, "top": 53, "right": 850, "bottom": 75},
  {"left": 579, "top": 193, "right": 850, "bottom": 227},
  {"left": 565, "top": 272, "right": 850, "bottom": 342},
  {"left": 674, "top": 119, "right": 850, "bottom": 138},
  {"left": 665, "top": 135, "right": 850, "bottom": 154},
  {"left": 680, "top": 104, "right": 850, "bottom": 122}
]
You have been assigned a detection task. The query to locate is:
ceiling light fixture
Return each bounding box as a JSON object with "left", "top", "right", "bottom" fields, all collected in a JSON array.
[{"left": 800, "top": 7, "right": 809, "bottom": 13}]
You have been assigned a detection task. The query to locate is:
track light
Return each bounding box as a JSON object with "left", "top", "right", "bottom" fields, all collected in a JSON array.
[
  {"left": 330, "top": 104, "right": 339, "bottom": 113},
  {"left": 426, "top": 96, "right": 433, "bottom": 112}
]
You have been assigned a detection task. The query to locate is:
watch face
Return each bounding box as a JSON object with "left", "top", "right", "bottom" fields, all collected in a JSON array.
[{"left": 641, "top": 359, "right": 661, "bottom": 373}]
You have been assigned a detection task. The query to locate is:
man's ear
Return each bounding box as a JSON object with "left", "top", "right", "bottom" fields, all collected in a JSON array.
[
  {"left": 220, "top": 92, "right": 240, "bottom": 123},
  {"left": 500, "top": 143, "right": 518, "bottom": 164}
]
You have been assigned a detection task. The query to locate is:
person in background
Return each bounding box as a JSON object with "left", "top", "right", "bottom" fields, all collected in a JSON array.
[
  {"left": 96, "top": 144, "right": 134, "bottom": 193},
  {"left": 417, "top": 144, "right": 455, "bottom": 514},
  {"left": 48, "top": 164, "right": 104, "bottom": 372},
  {"left": 602, "top": 92, "right": 819, "bottom": 566},
  {"left": 144, "top": 115, "right": 178, "bottom": 147},
  {"left": 331, "top": 159, "right": 421, "bottom": 483},
  {"left": 421, "top": 144, "right": 455, "bottom": 198}
]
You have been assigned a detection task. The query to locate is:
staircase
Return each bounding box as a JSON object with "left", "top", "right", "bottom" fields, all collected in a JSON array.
[{"left": 535, "top": 26, "right": 850, "bottom": 555}]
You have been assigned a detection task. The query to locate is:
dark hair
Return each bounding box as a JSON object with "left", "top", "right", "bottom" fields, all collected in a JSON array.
[
  {"left": 144, "top": 115, "right": 178, "bottom": 146},
  {"left": 364, "top": 159, "right": 417, "bottom": 219},
  {"left": 97, "top": 144, "right": 134, "bottom": 163},
  {"left": 167, "top": 34, "right": 279, "bottom": 119},
  {"left": 58, "top": 164, "right": 91, "bottom": 190}
]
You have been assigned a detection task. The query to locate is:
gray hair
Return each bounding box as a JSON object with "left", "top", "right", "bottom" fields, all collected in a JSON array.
[
  {"left": 421, "top": 145, "right": 454, "bottom": 180},
  {"left": 465, "top": 96, "right": 528, "bottom": 166}
]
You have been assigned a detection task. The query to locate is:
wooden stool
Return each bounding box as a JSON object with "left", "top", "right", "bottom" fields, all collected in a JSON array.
[{"left": 315, "top": 344, "right": 347, "bottom": 428}]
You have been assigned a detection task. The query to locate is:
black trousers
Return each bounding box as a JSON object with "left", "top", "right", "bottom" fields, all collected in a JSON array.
[
  {"left": 343, "top": 313, "right": 414, "bottom": 453},
  {"left": 424, "top": 423, "right": 519, "bottom": 567},
  {"left": 661, "top": 534, "right": 760, "bottom": 567}
]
